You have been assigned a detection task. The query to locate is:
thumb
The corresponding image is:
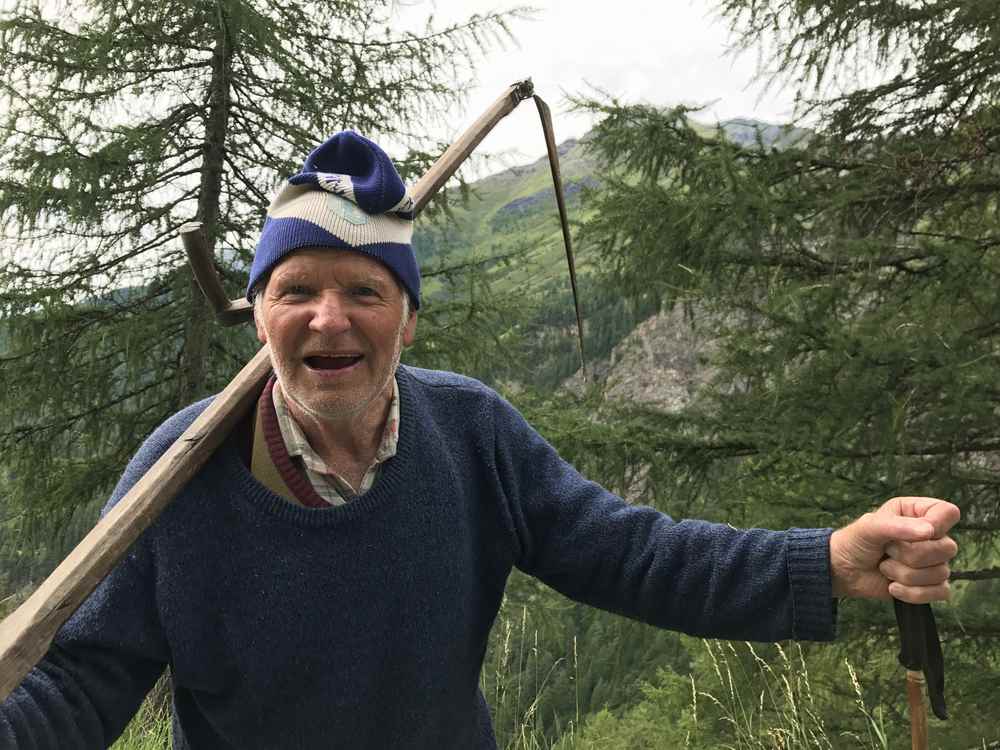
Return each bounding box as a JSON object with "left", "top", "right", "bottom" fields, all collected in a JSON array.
[{"left": 864, "top": 513, "right": 935, "bottom": 545}]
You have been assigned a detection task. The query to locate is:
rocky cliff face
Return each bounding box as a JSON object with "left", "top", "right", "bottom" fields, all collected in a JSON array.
[
  {"left": 719, "top": 119, "right": 811, "bottom": 150},
  {"left": 559, "top": 304, "right": 717, "bottom": 503},
  {"left": 566, "top": 304, "right": 716, "bottom": 412}
]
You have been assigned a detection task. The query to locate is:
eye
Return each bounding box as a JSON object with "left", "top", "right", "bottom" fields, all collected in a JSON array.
[
  {"left": 281, "top": 283, "right": 314, "bottom": 297},
  {"left": 351, "top": 285, "right": 378, "bottom": 298}
]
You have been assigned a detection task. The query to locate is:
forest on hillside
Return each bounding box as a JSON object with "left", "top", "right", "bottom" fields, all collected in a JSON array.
[{"left": 2, "top": 0, "right": 999, "bottom": 748}]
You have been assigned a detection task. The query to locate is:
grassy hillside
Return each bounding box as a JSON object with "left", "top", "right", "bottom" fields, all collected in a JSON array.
[
  {"left": 410, "top": 116, "right": 801, "bottom": 390},
  {"left": 415, "top": 115, "right": 803, "bottom": 281},
  {"left": 414, "top": 134, "right": 601, "bottom": 300}
]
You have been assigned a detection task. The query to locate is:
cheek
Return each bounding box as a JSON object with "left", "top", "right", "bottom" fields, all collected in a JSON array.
[
  {"left": 260, "top": 312, "right": 307, "bottom": 351},
  {"left": 354, "top": 310, "right": 395, "bottom": 336}
]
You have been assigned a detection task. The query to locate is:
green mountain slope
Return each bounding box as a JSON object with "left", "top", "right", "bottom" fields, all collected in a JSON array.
[
  {"left": 412, "top": 117, "right": 804, "bottom": 389},
  {"left": 414, "top": 133, "right": 601, "bottom": 300},
  {"left": 416, "top": 115, "right": 808, "bottom": 291}
]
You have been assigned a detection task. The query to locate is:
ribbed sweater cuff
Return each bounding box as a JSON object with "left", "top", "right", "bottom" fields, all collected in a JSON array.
[{"left": 786, "top": 527, "right": 838, "bottom": 641}]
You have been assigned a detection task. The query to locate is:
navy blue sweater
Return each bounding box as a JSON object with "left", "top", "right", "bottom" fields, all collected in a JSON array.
[{"left": 1, "top": 366, "right": 835, "bottom": 749}]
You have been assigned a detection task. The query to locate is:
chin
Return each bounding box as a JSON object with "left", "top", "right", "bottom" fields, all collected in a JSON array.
[
  {"left": 291, "top": 391, "right": 373, "bottom": 422},
  {"left": 275, "top": 358, "right": 400, "bottom": 424}
]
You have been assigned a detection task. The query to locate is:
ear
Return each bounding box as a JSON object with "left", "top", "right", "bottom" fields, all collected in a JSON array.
[
  {"left": 254, "top": 304, "right": 268, "bottom": 345},
  {"left": 402, "top": 311, "right": 417, "bottom": 347}
]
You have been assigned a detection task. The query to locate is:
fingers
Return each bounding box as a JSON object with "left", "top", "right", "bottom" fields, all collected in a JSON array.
[
  {"left": 880, "top": 497, "right": 961, "bottom": 537},
  {"left": 884, "top": 535, "right": 958, "bottom": 568},
  {"left": 888, "top": 580, "right": 951, "bottom": 604},
  {"left": 923, "top": 501, "right": 962, "bottom": 537},
  {"left": 879, "top": 558, "right": 950, "bottom": 587},
  {"left": 831, "top": 497, "right": 961, "bottom": 602},
  {"left": 880, "top": 533, "right": 955, "bottom": 604},
  {"left": 867, "top": 514, "right": 936, "bottom": 544}
]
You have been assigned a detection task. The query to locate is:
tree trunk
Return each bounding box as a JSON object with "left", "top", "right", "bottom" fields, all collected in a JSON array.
[
  {"left": 156, "top": 9, "right": 237, "bottom": 715},
  {"left": 177, "top": 10, "right": 236, "bottom": 409}
]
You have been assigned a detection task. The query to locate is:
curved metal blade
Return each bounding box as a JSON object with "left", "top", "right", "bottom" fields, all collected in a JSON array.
[{"left": 533, "top": 95, "right": 587, "bottom": 380}]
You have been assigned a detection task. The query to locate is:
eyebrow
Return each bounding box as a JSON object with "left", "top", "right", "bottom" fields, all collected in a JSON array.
[
  {"left": 340, "top": 274, "right": 392, "bottom": 290},
  {"left": 272, "top": 271, "right": 392, "bottom": 289}
]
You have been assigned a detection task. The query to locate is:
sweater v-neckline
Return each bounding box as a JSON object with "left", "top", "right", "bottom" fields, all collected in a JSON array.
[
  {"left": 256, "top": 375, "right": 335, "bottom": 509},
  {"left": 223, "top": 366, "right": 419, "bottom": 527}
]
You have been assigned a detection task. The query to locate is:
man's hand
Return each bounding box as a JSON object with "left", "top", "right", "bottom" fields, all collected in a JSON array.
[{"left": 830, "top": 497, "right": 960, "bottom": 602}]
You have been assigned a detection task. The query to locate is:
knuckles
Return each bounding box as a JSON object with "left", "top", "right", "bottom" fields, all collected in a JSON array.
[
  {"left": 879, "top": 559, "right": 951, "bottom": 586},
  {"left": 889, "top": 581, "right": 952, "bottom": 604},
  {"left": 886, "top": 535, "right": 958, "bottom": 567}
]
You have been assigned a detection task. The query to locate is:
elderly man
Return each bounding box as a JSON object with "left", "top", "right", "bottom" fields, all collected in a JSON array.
[{"left": 1, "top": 132, "right": 959, "bottom": 749}]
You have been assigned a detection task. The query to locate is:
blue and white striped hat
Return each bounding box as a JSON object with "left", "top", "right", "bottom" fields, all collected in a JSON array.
[{"left": 247, "top": 131, "right": 420, "bottom": 308}]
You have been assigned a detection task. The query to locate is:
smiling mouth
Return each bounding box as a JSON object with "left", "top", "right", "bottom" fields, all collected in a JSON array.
[{"left": 305, "top": 355, "right": 363, "bottom": 371}]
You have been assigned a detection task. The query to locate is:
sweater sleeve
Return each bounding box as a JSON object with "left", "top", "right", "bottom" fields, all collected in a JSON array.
[
  {"left": 490, "top": 394, "right": 837, "bottom": 642},
  {"left": 0, "top": 406, "right": 201, "bottom": 749}
]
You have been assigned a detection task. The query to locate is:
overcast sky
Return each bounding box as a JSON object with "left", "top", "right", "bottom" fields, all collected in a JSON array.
[
  {"left": 397, "top": 0, "right": 798, "bottom": 170},
  {"left": 0, "top": 0, "right": 800, "bottom": 174}
]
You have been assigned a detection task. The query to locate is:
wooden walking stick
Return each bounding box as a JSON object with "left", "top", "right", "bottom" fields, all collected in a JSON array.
[
  {"left": 0, "top": 78, "right": 583, "bottom": 700},
  {"left": 895, "top": 599, "right": 948, "bottom": 750}
]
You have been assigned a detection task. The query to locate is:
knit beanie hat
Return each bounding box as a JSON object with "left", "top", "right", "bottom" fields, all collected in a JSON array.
[{"left": 247, "top": 131, "right": 420, "bottom": 308}]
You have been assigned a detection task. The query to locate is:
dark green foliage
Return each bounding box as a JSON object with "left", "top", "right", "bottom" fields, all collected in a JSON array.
[
  {"left": 0, "top": 0, "right": 516, "bottom": 589},
  {"left": 562, "top": 0, "right": 1000, "bottom": 744},
  {"left": 6, "top": 0, "right": 1000, "bottom": 746}
]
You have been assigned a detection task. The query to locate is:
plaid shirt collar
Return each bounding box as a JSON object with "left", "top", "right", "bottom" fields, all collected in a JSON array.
[{"left": 271, "top": 378, "right": 400, "bottom": 496}]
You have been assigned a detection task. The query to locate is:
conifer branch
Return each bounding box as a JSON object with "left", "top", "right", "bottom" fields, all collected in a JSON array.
[{"left": 950, "top": 568, "right": 1000, "bottom": 581}]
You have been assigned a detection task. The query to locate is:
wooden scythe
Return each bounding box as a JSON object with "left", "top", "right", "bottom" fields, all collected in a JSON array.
[{"left": 0, "top": 78, "right": 584, "bottom": 700}]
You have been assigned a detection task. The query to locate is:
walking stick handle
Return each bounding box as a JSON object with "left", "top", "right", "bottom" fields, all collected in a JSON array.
[{"left": 906, "top": 670, "right": 930, "bottom": 750}]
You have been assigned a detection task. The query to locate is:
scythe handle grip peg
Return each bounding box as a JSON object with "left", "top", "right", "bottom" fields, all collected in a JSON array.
[
  {"left": 512, "top": 78, "right": 535, "bottom": 101},
  {"left": 179, "top": 222, "right": 253, "bottom": 326}
]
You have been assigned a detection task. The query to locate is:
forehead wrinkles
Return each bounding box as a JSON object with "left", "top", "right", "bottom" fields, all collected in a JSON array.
[{"left": 270, "top": 261, "right": 395, "bottom": 290}]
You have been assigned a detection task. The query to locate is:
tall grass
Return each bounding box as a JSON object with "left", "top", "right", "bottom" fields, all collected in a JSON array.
[
  {"left": 90, "top": 612, "right": 895, "bottom": 750},
  {"left": 563, "top": 640, "right": 894, "bottom": 750},
  {"left": 482, "top": 603, "right": 579, "bottom": 750},
  {"left": 696, "top": 641, "right": 888, "bottom": 750},
  {"left": 110, "top": 698, "right": 170, "bottom": 750}
]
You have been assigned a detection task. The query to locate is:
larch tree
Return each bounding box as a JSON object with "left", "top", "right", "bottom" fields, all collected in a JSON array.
[
  {"left": 0, "top": 0, "right": 515, "bottom": 588},
  {"left": 569, "top": 0, "right": 1000, "bottom": 744}
]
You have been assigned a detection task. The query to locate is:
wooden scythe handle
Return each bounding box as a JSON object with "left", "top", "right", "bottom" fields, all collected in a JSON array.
[
  {"left": 411, "top": 79, "right": 534, "bottom": 214},
  {"left": 0, "top": 345, "right": 273, "bottom": 700},
  {"left": 0, "top": 80, "right": 536, "bottom": 702}
]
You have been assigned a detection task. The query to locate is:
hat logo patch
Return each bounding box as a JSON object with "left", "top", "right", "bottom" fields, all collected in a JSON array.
[
  {"left": 327, "top": 193, "right": 369, "bottom": 225},
  {"left": 317, "top": 172, "right": 354, "bottom": 198}
]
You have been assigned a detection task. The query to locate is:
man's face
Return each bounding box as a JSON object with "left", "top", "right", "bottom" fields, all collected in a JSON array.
[{"left": 254, "top": 247, "right": 416, "bottom": 423}]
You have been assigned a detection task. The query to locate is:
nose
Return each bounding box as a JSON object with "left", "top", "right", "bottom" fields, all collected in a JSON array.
[{"left": 308, "top": 291, "right": 351, "bottom": 335}]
